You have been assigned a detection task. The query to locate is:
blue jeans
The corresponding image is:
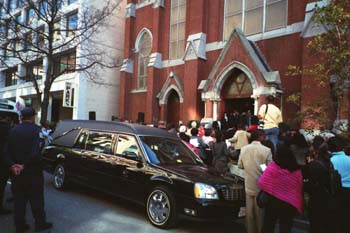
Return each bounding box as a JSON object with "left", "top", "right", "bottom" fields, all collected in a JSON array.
[{"left": 264, "top": 127, "right": 279, "bottom": 149}]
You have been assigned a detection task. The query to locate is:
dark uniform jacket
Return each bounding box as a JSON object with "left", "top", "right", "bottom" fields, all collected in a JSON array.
[
  {"left": 3, "top": 122, "right": 44, "bottom": 174},
  {"left": 0, "top": 122, "right": 12, "bottom": 169}
]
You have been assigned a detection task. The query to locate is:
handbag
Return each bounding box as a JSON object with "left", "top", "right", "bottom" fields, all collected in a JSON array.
[
  {"left": 256, "top": 190, "right": 272, "bottom": 208},
  {"left": 258, "top": 104, "right": 269, "bottom": 129}
]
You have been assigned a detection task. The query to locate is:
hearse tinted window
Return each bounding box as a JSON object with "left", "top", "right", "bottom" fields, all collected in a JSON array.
[
  {"left": 86, "top": 131, "right": 113, "bottom": 154},
  {"left": 74, "top": 131, "right": 88, "bottom": 149},
  {"left": 116, "top": 134, "right": 140, "bottom": 159}
]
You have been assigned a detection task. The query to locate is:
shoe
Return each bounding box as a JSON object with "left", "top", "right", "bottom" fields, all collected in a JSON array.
[
  {"left": 0, "top": 208, "right": 12, "bottom": 215},
  {"left": 15, "top": 224, "right": 30, "bottom": 233},
  {"left": 35, "top": 222, "right": 53, "bottom": 232}
]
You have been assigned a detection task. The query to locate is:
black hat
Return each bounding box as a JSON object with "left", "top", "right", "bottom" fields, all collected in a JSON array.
[{"left": 21, "top": 107, "right": 36, "bottom": 117}]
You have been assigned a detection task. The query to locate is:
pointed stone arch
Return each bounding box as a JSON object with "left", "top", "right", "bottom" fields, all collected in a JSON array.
[
  {"left": 162, "top": 84, "right": 184, "bottom": 105},
  {"left": 157, "top": 72, "right": 184, "bottom": 105},
  {"left": 212, "top": 61, "right": 258, "bottom": 100}
]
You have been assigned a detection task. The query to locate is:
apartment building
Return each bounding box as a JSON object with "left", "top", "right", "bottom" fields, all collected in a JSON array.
[{"left": 0, "top": 0, "right": 126, "bottom": 123}]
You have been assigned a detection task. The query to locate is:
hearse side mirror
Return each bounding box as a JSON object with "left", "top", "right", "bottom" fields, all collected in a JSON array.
[{"left": 125, "top": 151, "right": 141, "bottom": 161}]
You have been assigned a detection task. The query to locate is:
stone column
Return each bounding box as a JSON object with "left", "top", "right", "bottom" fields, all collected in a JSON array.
[{"left": 213, "top": 100, "right": 218, "bottom": 121}]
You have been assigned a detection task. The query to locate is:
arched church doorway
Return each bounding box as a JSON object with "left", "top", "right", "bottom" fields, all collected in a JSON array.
[
  {"left": 166, "top": 89, "right": 180, "bottom": 126},
  {"left": 220, "top": 69, "right": 254, "bottom": 117}
]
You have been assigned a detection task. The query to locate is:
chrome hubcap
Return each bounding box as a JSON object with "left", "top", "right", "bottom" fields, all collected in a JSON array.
[
  {"left": 148, "top": 190, "right": 170, "bottom": 224},
  {"left": 54, "top": 165, "right": 65, "bottom": 188}
]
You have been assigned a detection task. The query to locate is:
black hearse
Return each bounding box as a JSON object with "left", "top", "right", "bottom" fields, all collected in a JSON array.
[{"left": 43, "top": 120, "right": 244, "bottom": 228}]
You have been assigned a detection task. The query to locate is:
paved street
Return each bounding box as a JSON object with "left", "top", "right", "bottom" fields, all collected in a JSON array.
[{"left": 0, "top": 173, "right": 308, "bottom": 233}]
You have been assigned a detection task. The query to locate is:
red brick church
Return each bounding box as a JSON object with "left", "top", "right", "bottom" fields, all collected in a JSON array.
[{"left": 119, "top": 0, "right": 343, "bottom": 129}]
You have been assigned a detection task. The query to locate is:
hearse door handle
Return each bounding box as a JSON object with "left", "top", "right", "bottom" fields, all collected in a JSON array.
[
  {"left": 80, "top": 151, "right": 87, "bottom": 159},
  {"left": 122, "top": 170, "right": 129, "bottom": 177}
]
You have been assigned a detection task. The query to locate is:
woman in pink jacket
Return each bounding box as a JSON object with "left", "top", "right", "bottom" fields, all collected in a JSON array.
[{"left": 259, "top": 143, "right": 303, "bottom": 233}]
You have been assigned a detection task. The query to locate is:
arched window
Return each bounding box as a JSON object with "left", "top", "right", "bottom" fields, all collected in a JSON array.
[{"left": 137, "top": 30, "right": 152, "bottom": 89}]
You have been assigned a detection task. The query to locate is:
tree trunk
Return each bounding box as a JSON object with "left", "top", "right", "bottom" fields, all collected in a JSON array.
[{"left": 40, "top": 86, "right": 51, "bottom": 126}]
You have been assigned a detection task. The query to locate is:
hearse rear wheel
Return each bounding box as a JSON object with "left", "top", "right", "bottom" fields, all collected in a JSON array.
[{"left": 53, "top": 163, "right": 68, "bottom": 190}]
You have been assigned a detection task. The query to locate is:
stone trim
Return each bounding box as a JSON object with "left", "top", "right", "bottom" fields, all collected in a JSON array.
[
  {"left": 162, "top": 59, "right": 185, "bottom": 68},
  {"left": 148, "top": 53, "right": 162, "bottom": 69},
  {"left": 202, "top": 28, "right": 278, "bottom": 92},
  {"left": 157, "top": 71, "right": 184, "bottom": 105},
  {"left": 183, "top": 33, "right": 207, "bottom": 61},
  {"left": 120, "top": 59, "right": 134, "bottom": 73},
  {"left": 201, "top": 61, "right": 259, "bottom": 101},
  {"left": 130, "top": 89, "right": 147, "bottom": 94},
  {"left": 153, "top": 0, "right": 164, "bottom": 8},
  {"left": 126, "top": 3, "right": 136, "bottom": 18},
  {"left": 300, "top": 1, "right": 329, "bottom": 38},
  {"left": 159, "top": 84, "right": 184, "bottom": 105}
]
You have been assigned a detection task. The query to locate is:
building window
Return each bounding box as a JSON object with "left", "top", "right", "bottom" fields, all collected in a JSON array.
[
  {"left": 138, "top": 0, "right": 151, "bottom": 3},
  {"left": 39, "top": 1, "right": 47, "bottom": 16},
  {"left": 8, "top": 0, "right": 16, "bottom": 11},
  {"left": 5, "top": 43, "right": 13, "bottom": 58},
  {"left": 224, "top": 0, "right": 287, "bottom": 39},
  {"left": 17, "top": 0, "right": 24, "bottom": 8},
  {"left": 53, "top": 20, "right": 61, "bottom": 41},
  {"left": 53, "top": 50, "right": 76, "bottom": 76},
  {"left": 24, "top": 32, "right": 33, "bottom": 51},
  {"left": 169, "top": 0, "right": 186, "bottom": 60},
  {"left": 68, "top": 0, "right": 77, "bottom": 5},
  {"left": 27, "top": 8, "right": 35, "bottom": 25},
  {"left": 55, "top": 0, "right": 62, "bottom": 10},
  {"left": 8, "top": 18, "right": 16, "bottom": 33},
  {"left": 5, "top": 68, "right": 18, "bottom": 86},
  {"left": 27, "top": 60, "right": 43, "bottom": 81},
  {"left": 244, "top": 0, "right": 264, "bottom": 35},
  {"left": 265, "top": 0, "right": 288, "bottom": 31},
  {"left": 37, "top": 26, "right": 45, "bottom": 48},
  {"left": 66, "top": 12, "right": 78, "bottom": 37},
  {"left": 0, "top": 22, "right": 7, "bottom": 37},
  {"left": 14, "top": 14, "right": 21, "bottom": 32},
  {"left": 14, "top": 38, "right": 20, "bottom": 54},
  {"left": 0, "top": 1, "right": 6, "bottom": 17},
  {"left": 137, "top": 30, "right": 152, "bottom": 90}
]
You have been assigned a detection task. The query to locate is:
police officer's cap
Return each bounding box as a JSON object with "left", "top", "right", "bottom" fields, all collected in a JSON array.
[{"left": 21, "top": 107, "right": 36, "bottom": 117}]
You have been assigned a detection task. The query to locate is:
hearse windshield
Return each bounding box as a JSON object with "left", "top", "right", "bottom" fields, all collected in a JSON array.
[{"left": 140, "top": 136, "right": 203, "bottom": 165}]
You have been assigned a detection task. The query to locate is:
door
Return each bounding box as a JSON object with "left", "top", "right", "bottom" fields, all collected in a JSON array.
[
  {"left": 112, "top": 134, "right": 146, "bottom": 202},
  {"left": 82, "top": 131, "right": 117, "bottom": 189},
  {"left": 224, "top": 98, "right": 254, "bottom": 114},
  {"left": 167, "top": 90, "right": 180, "bottom": 126},
  {"left": 69, "top": 130, "right": 89, "bottom": 181}
]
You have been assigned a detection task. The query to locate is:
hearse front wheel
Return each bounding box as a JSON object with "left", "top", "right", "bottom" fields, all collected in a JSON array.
[{"left": 146, "top": 186, "right": 178, "bottom": 229}]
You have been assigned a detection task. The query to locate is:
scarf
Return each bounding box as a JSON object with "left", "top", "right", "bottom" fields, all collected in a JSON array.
[{"left": 258, "top": 162, "right": 303, "bottom": 214}]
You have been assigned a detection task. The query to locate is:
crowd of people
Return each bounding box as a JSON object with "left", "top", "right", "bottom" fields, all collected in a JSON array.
[
  {"left": 1, "top": 96, "right": 350, "bottom": 233},
  {"left": 165, "top": 95, "right": 350, "bottom": 233}
]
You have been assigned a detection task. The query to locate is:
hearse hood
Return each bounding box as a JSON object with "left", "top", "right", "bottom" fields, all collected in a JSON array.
[{"left": 155, "top": 164, "right": 238, "bottom": 186}]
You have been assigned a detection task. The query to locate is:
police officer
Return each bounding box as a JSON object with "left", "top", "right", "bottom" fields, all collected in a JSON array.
[
  {"left": 3, "top": 107, "right": 52, "bottom": 233},
  {"left": 0, "top": 115, "right": 12, "bottom": 215}
]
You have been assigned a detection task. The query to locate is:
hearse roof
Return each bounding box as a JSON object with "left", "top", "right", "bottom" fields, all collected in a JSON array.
[{"left": 51, "top": 120, "right": 178, "bottom": 147}]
